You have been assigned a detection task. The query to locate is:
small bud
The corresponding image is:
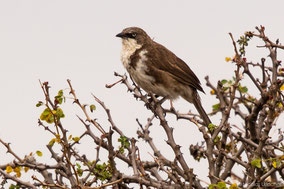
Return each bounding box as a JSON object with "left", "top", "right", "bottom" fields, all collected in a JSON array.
[
  {"left": 261, "top": 25, "right": 265, "bottom": 30},
  {"left": 210, "top": 90, "right": 215, "bottom": 95},
  {"left": 225, "top": 57, "right": 232, "bottom": 62},
  {"left": 54, "top": 98, "right": 59, "bottom": 105}
]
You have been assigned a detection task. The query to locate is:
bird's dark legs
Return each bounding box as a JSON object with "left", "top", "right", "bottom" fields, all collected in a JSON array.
[
  {"left": 169, "top": 99, "right": 178, "bottom": 112},
  {"left": 145, "top": 93, "right": 167, "bottom": 110}
]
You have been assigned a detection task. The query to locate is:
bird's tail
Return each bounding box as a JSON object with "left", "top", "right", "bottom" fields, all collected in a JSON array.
[{"left": 192, "top": 96, "right": 211, "bottom": 127}]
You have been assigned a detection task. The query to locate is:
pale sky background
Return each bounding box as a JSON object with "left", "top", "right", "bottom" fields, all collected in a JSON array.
[{"left": 1, "top": 0, "right": 284, "bottom": 185}]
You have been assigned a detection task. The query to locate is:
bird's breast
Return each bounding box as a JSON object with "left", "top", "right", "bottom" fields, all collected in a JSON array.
[
  {"left": 127, "top": 50, "right": 156, "bottom": 90},
  {"left": 122, "top": 49, "right": 177, "bottom": 98}
]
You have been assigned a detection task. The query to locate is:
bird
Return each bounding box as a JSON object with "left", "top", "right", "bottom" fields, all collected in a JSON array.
[{"left": 116, "top": 27, "right": 211, "bottom": 126}]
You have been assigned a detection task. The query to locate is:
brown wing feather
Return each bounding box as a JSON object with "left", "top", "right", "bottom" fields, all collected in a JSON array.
[{"left": 147, "top": 41, "right": 204, "bottom": 93}]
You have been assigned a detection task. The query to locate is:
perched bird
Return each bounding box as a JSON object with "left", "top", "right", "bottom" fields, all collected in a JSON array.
[{"left": 116, "top": 27, "right": 211, "bottom": 126}]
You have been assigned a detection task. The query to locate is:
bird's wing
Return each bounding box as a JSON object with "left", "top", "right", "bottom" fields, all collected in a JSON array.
[{"left": 148, "top": 42, "right": 204, "bottom": 92}]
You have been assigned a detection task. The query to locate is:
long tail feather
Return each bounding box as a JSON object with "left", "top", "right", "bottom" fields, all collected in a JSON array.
[{"left": 192, "top": 97, "right": 211, "bottom": 126}]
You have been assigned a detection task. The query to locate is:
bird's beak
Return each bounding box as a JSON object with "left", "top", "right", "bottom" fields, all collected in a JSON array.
[{"left": 116, "top": 32, "right": 125, "bottom": 38}]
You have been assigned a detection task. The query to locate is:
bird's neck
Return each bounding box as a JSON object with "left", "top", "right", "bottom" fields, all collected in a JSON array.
[
  {"left": 120, "top": 39, "right": 143, "bottom": 68},
  {"left": 121, "top": 38, "right": 142, "bottom": 53}
]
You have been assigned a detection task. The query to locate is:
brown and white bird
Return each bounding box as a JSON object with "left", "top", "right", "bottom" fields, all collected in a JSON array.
[{"left": 116, "top": 27, "right": 211, "bottom": 126}]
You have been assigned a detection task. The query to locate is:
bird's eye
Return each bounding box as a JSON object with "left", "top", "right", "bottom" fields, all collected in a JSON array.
[
  {"left": 131, "top": 33, "right": 137, "bottom": 38},
  {"left": 125, "top": 33, "right": 136, "bottom": 39}
]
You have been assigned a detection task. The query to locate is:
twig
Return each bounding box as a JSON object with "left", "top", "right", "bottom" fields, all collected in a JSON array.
[
  {"left": 0, "top": 169, "right": 36, "bottom": 189},
  {"left": 67, "top": 79, "right": 106, "bottom": 134}
]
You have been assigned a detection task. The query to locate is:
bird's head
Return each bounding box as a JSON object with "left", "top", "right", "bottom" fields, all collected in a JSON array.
[{"left": 116, "top": 27, "right": 151, "bottom": 48}]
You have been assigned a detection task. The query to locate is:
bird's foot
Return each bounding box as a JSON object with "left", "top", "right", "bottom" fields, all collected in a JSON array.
[
  {"left": 169, "top": 100, "right": 177, "bottom": 112},
  {"left": 148, "top": 93, "right": 167, "bottom": 107},
  {"left": 144, "top": 93, "right": 157, "bottom": 110},
  {"left": 146, "top": 94, "right": 159, "bottom": 103}
]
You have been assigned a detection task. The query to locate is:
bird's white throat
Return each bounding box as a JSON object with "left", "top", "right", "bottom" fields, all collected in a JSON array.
[{"left": 120, "top": 38, "right": 142, "bottom": 68}]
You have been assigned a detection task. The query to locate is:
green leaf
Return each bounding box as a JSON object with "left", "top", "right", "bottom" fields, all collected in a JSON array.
[
  {"left": 55, "top": 108, "right": 65, "bottom": 119},
  {"left": 272, "top": 160, "right": 281, "bottom": 168},
  {"left": 68, "top": 135, "right": 72, "bottom": 141},
  {"left": 54, "top": 90, "right": 64, "bottom": 104},
  {"left": 88, "top": 161, "right": 96, "bottom": 166},
  {"left": 214, "top": 136, "right": 221, "bottom": 143},
  {"left": 90, "top": 104, "right": 96, "bottom": 112},
  {"left": 36, "top": 150, "right": 43, "bottom": 157},
  {"left": 118, "top": 136, "right": 130, "bottom": 147},
  {"left": 221, "top": 79, "right": 227, "bottom": 85},
  {"left": 208, "top": 123, "right": 217, "bottom": 132},
  {"left": 251, "top": 158, "right": 262, "bottom": 168},
  {"left": 118, "top": 136, "right": 130, "bottom": 154},
  {"left": 94, "top": 162, "right": 112, "bottom": 181},
  {"left": 77, "top": 168, "right": 83, "bottom": 177},
  {"left": 118, "top": 136, "right": 126, "bottom": 143},
  {"left": 76, "top": 163, "right": 83, "bottom": 177},
  {"left": 212, "top": 103, "right": 220, "bottom": 111},
  {"left": 125, "top": 140, "right": 130, "bottom": 148},
  {"left": 40, "top": 108, "right": 54, "bottom": 124},
  {"left": 119, "top": 147, "right": 125, "bottom": 154},
  {"left": 72, "top": 137, "right": 80, "bottom": 142},
  {"left": 238, "top": 85, "right": 248, "bottom": 93},
  {"left": 217, "top": 181, "right": 227, "bottom": 189},
  {"left": 46, "top": 115, "right": 54, "bottom": 124},
  {"left": 58, "top": 90, "right": 63, "bottom": 97},
  {"left": 209, "top": 184, "right": 217, "bottom": 189},
  {"left": 48, "top": 138, "right": 56, "bottom": 147},
  {"left": 36, "top": 101, "right": 43, "bottom": 107},
  {"left": 76, "top": 163, "right": 81, "bottom": 169},
  {"left": 42, "top": 108, "right": 50, "bottom": 116},
  {"left": 9, "top": 184, "right": 20, "bottom": 189}
]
